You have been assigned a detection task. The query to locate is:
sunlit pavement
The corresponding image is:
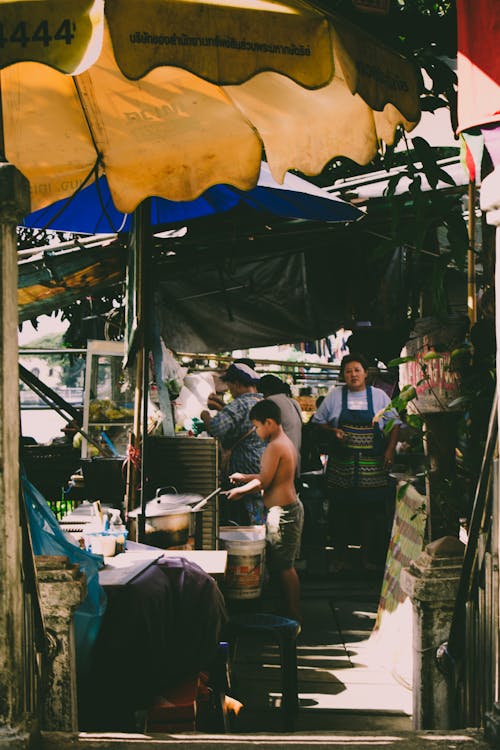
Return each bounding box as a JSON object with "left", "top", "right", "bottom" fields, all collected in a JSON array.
[{"left": 226, "top": 553, "right": 413, "bottom": 733}]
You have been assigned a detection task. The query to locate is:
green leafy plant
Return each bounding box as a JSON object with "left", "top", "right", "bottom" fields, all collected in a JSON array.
[{"left": 384, "top": 338, "right": 493, "bottom": 534}]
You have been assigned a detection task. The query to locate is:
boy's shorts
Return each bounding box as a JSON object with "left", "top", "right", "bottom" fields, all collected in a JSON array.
[{"left": 266, "top": 499, "right": 304, "bottom": 572}]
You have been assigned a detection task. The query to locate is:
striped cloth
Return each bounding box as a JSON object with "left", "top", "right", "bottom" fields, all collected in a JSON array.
[{"left": 374, "top": 482, "right": 428, "bottom": 630}]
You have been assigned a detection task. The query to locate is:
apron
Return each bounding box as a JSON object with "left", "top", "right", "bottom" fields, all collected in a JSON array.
[{"left": 326, "top": 386, "right": 387, "bottom": 495}]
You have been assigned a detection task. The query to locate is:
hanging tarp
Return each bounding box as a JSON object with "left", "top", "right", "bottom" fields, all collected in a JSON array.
[
  {"left": 154, "top": 230, "right": 393, "bottom": 352},
  {"left": 156, "top": 252, "right": 324, "bottom": 353},
  {"left": 18, "top": 240, "right": 125, "bottom": 322},
  {"left": 18, "top": 214, "right": 408, "bottom": 350}
]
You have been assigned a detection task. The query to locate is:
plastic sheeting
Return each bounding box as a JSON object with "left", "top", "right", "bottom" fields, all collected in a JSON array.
[
  {"left": 22, "top": 471, "right": 107, "bottom": 676},
  {"left": 156, "top": 249, "right": 345, "bottom": 353}
]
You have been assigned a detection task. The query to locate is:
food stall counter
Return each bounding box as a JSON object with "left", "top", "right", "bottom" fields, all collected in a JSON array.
[
  {"left": 98, "top": 541, "right": 228, "bottom": 590},
  {"left": 161, "top": 549, "right": 227, "bottom": 577}
]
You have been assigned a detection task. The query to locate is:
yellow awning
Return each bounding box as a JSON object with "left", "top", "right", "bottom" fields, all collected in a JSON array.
[{"left": 0, "top": 1, "right": 420, "bottom": 214}]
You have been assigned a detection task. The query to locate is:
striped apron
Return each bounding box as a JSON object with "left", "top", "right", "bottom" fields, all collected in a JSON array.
[{"left": 326, "top": 386, "right": 387, "bottom": 496}]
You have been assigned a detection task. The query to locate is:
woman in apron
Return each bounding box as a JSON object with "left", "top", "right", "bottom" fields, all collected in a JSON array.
[{"left": 312, "top": 354, "right": 401, "bottom": 571}]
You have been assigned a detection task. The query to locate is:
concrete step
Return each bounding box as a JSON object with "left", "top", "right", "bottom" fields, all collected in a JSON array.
[
  {"left": 231, "top": 707, "right": 412, "bottom": 733},
  {"left": 41, "top": 729, "right": 491, "bottom": 750}
]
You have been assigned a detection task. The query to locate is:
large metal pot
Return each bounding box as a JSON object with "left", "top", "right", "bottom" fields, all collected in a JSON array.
[{"left": 128, "top": 487, "right": 220, "bottom": 548}]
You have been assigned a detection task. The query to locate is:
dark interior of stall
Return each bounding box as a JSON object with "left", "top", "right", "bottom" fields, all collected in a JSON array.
[
  {"left": 17, "top": 209, "right": 442, "bottom": 734},
  {"left": 19, "top": 330, "right": 429, "bottom": 733}
]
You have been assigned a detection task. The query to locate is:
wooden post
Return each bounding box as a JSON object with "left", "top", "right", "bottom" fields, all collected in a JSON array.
[
  {"left": 124, "top": 206, "right": 145, "bottom": 530},
  {"left": 0, "top": 163, "right": 32, "bottom": 746},
  {"left": 130, "top": 200, "right": 152, "bottom": 543}
]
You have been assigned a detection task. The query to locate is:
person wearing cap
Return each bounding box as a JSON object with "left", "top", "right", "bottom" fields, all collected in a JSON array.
[{"left": 200, "top": 362, "right": 265, "bottom": 525}]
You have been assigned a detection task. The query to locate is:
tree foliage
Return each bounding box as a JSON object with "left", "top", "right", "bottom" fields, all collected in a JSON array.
[{"left": 310, "top": 0, "right": 465, "bottom": 317}]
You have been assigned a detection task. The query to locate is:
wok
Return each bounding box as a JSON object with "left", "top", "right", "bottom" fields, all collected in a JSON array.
[{"left": 128, "top": 487, "right": 221, "bottom": 548}]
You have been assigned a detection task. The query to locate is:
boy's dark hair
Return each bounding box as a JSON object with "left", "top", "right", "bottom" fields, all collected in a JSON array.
[
  {"left": 340, "top": 352, "right": 369, "bottom": 377},
  {"left": 250, "top": 399, "right": 282, "bottom": 425}
]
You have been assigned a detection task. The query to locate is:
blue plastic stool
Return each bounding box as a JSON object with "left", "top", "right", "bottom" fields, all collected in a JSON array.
[{"left": 228, "top": 613, "right": 301, "bottom": 730}]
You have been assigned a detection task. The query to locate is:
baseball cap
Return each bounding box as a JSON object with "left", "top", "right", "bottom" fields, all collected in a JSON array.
[
  {"left": 221, "top": 362, "right": 260, "bottom": 385},
  {"left": 233, "top": 357, "right": 256, "bottom": 369}
]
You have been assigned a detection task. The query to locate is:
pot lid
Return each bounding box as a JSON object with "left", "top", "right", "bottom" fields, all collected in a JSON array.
[
  {"left": 128, "top": 500, "right": 194, "bottom": 519},
  {"left": 154, "top": 493, "right": 204, "bottom": 508}
]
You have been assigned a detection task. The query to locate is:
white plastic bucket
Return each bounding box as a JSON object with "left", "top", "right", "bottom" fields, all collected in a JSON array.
[
  {"left": 84, "top": 531, "right": 117, "bottom": 557},
  {"left": 219, "top": 526, "right": 266, "bottom": 599}
]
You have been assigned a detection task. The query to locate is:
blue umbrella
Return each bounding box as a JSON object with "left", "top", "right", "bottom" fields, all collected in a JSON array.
[{"left": 23, "top": 162, "right": 363, "bottom": 234}]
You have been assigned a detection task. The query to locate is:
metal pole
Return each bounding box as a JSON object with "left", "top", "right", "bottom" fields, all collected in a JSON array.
[
  {"left": 467, "top": 180, "right": 477, "bottom": 327},
  {"left": 175, "top": 351, "right": 341, "bottom": 371},
  {"left": 136, "top": 199, "right": 152, "bottom": 543},
  {"left": 125, "top": 347, "right": 143, "bottom": 523},
  {"left": 23, "top": 389, "right": 104, "bottom": 455}
]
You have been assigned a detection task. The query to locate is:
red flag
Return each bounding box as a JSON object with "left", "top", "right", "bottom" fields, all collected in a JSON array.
[
  {"left": 460, "top": 133, "right": 480, "bottom": 182},
  {"left": 457, "top": 0, "right": 500, "bottom": 133}
]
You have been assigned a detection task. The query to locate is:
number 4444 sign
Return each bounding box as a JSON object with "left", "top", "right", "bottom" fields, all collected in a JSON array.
[
  {"left": 0, "top": 1, "right": 102, "bottom": 74},
  {"left": 0, "top": 18, "right": 75, "bottom": 48}
]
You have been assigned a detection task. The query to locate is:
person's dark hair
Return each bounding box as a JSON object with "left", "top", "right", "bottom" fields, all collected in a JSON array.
[
  {"left": 340, "top": 353, "right": 369, "bottom": 377},
  {"left": 259, "top": 373, "right": 290, "bottom": 397},
  {"left": 250, "top": 399, "right": 282, "bottom": 425},
  {"left": 233, "top": 357, "right": 256, "bottom": 369}
]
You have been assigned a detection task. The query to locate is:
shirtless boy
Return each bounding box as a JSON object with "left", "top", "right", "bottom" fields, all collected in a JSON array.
[{"left": 226, "top": 399, "right": 304, "bottom": 622}]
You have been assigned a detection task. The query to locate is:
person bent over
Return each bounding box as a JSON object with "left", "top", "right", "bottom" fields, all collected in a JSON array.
[{"left": 226, "top": 399, "right": 304, "bottom": 622}]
